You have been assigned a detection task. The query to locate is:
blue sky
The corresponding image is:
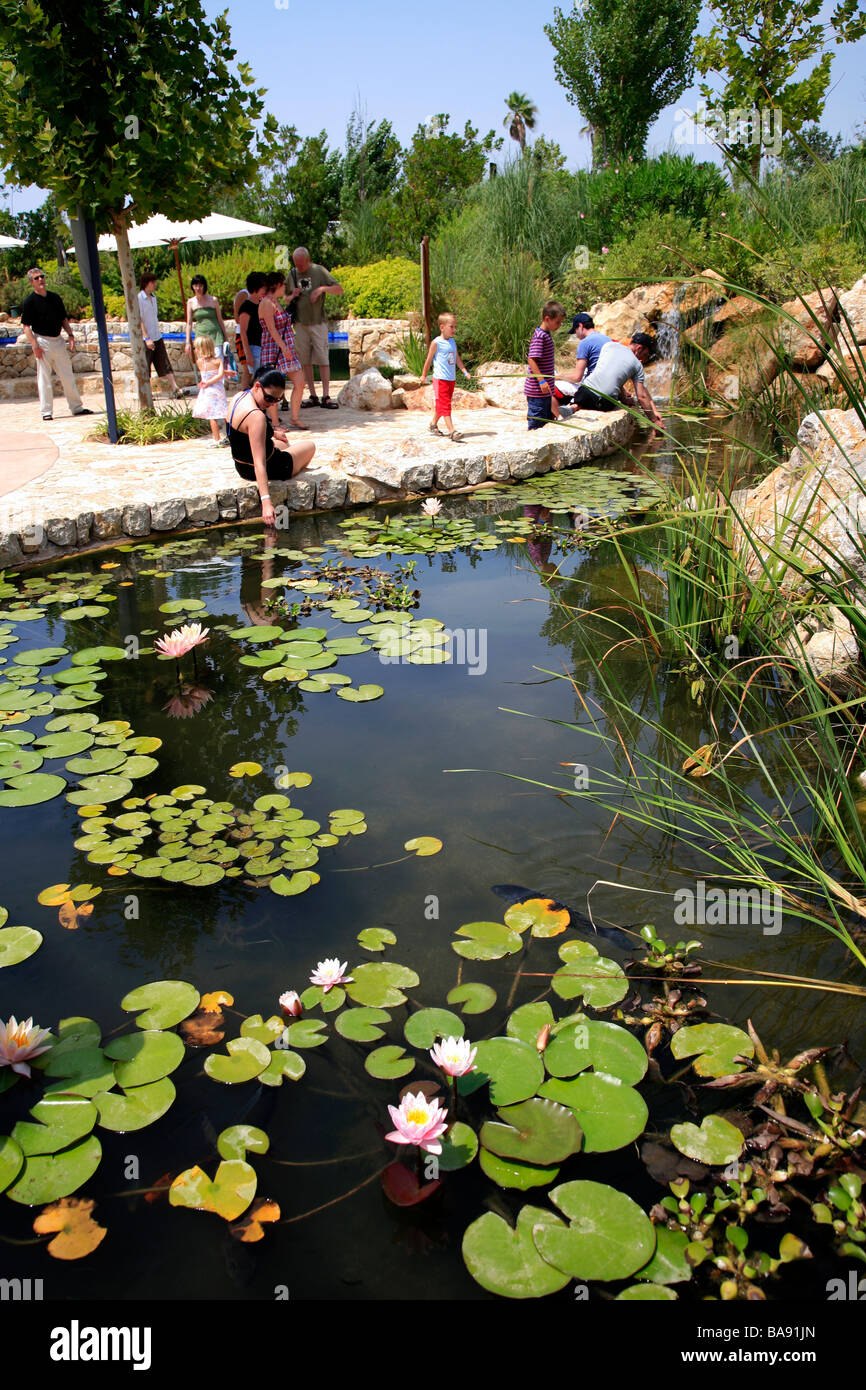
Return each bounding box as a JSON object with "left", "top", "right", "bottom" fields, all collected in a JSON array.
[{"left": 3, "top": 0, "right": 865, "bottom": 215}]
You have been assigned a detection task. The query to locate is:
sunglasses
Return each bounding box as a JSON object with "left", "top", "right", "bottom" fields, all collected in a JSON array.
[
  {"left": 31, "top": 274, "right": 46, "bottom": 281},
  {"left": 260, "top": 390, "right": 283, "bottom": 405}
]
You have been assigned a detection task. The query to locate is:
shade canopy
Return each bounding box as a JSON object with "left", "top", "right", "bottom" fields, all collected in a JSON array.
[
  {"left": 95, "top": 212, "right": 274, "bottom": 252},
  {"left": 0, "top": 233, "right": 27, "bottom": 248}
]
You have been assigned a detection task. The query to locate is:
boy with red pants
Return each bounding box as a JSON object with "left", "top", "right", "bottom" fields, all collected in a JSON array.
[{"left": 422, "top": 311, "right": 470, "bottom": 441}]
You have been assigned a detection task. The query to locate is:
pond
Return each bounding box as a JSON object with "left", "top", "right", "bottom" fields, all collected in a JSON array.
[{"left": 1, "top": 426, "right": 862, "bottom": 1303}]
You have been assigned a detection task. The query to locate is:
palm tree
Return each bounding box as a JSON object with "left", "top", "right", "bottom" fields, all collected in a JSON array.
[{"left": 504, "top": 92, "right": 538, "bottom": 154}]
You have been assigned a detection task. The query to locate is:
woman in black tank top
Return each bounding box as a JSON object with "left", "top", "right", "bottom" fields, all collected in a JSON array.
[{"left": 227, "top": 370, "right": 316, "bottom": 527}]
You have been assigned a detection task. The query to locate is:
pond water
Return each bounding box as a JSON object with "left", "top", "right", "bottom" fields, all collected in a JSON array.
[{"left": 1, "top": 422, "right": 860, "bottom": 1303}]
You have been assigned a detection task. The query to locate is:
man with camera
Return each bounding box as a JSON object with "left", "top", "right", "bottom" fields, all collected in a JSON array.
[{"left": 291, "top": 247, "right": 343, "bottom": 410}]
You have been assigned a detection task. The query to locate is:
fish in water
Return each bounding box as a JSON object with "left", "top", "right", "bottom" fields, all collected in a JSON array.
[{"left": 490, "top": 884, "right": 635, "bottom": 952}]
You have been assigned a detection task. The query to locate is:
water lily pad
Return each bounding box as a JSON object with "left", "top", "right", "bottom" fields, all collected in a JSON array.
[
  {"left": 473, "top": 1038, "right": 545, "bottom": 1106},
  {"left": 68, "top": 775, "right": 133, "bottom": 805},
  {"left": 13, "top": 647, "right": 68, "bottom": 667},
  {"left": 504, "top": 897, "right": 570, "bottom": 938},
  {"left": 103, "top": 1030, "right": 185, "bottom": 1087},
  {"left": 229, "top": 761, "right": 263, "bottom": 778},
  {"left": 506, "top": 1001, "right": 556, "bottom": 1045},
  {"left": 93, "top": 1077, "right": 176, "bottom": 1131},
  {"left": 462, "top": 1206, "right": 571, "bottom": 1299},
  {"left": 669, "top": 1023, "right": 755, "bottom": 1078},
  {"left": 7, "top": 1135, "right": 102, "bottom": 1205},
  {"left": 635, "top": 1225, "right": 691, "bottom": 1284},
  {"left": 0, "top": 747, "right": 43, "bottom": 776},
  {"left": 551, "top": 943, "right": 628, "bottom": 1009},
  {"left": 545, "top": 1018, "right": 648, "bottom": 1084},
  {"left": 337, "top": 684, "right": 384, "bottom": 702},
  {"left": 365, "top": 1044, "right": 414, "bottom": 1079},
  {"left": 269, "top": 870, "right": 320, "bottom": 896},
  {"left": 479, "top": 1147, "right": 560, "bottom": 1190},
  {"left": 282, "top": 1018, "right": 328, "bottom": 1049},
  {"left": 13, "top": 1096, "right": 98, "bottom": 1156},
  {"left": 453, "top": 920, "right": 522, "bottom": 962},
  {"left": 534, "top": 1181, "right": 656, "bottom": 1282},
  {"left": 447, "top": 982, "right": 497, "bottom": 1015},
  {"left": 0, "top": 1135, "right": 24, "bottom": 1193},
  {"left": 228, "top": 625, "right": 284, "bottom": 642},
  {"left": 240, "top": 1014, "right": 285, "bottom": 1045},
  {"left": 335, "top": 1006, "right": 390, "bottom": 1042},
  {"left": 300, "top": 985, "right": 345, "bottom": 1014},
  {"left": 35, "top": 731, "right": 95, "bottom": 757},
  {"left": 0, "top": 924, "right": 42, "bottom": 967},
  {"left": 404, "top": 1008, "right": 464, "bottom": 1049},
  {"left": 346, "top": 962, "right": 420, "bottom": 1008},
  {"left": 204, "top": 1037, "right": 271, "bottom": 1084},
  {"left": 437, "top": 1121, "right": 478, "bottom": 1172},
  {"left": 60, "top": 605, "right": 109, "bottom": 620},
  {"left": 539, "top": 1072, "right": 647, "bottom": 1152},
  {"left": 217, "top": 1125, "right": 270, "bottom": 1161},
  {"left": 70, "top": 645, "right": 129, "bottom": 664},
  {"left": 403, "top": 836, "right": 442, "bottom": 856},
  {"left": 65, "top": 748, "right": 126, "bottom": 775},
  {"left": 670, "top": 1115, "right": 745, "bottom": 1166},
  {"left": 357, "top": 927, "right": 397, "bottom": 953},
  {"left": 32, "top": 1195, "right": 107, "bottom": 1260},
  {"left": 325, "top": 638, "right": 370, "bottom": 656},
  {"left": 121, "top": 980, "right": 200, "bottom": 1029},
  {"left": 481, "top": 1098, "right": 582, "bottom": 1167},
  {"left": 258, "top": 1049, "right": 306, "bottom": 1085},
  {"left": 617, "top": 1284, "right": 678, "bottom": 1300},
  {"left": 42, "top": 1048, "right": 115, "bottom": 1098},
  {"left": 0, "top": 773, "right": 66, "bottom": 807},
  {"left": 119, "top": 755, "right": 159, "bottom": 780},
  {"left": 169, "top": 1158, "right": 256, "bottom": 1222}
]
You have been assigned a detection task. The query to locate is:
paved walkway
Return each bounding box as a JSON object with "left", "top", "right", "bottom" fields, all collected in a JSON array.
[{"left": 0, "top": 393, "right": 636, "bottom": 568}]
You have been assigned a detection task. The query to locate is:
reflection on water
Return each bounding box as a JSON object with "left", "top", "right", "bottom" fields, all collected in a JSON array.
[{"left": 2, "top": 418, "right": 849, "bottom": 1302}]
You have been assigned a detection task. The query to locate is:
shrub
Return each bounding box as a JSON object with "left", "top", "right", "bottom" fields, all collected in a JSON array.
[
  {"left": 103, "top": 292, "right": 128, "bottom": 318},
  {"left": 92, "top": 405, "right": 206, "bottom": 444},
  {"left": 0, "top": 261, "right": 91, "bottom": 317},
  {"left": 328, "top": 258, "right": 420, "bottom": 319},
  {"left": 459, "top": 253, "right": 548, "bottom": 363},
  {"left": 562, "top": 212, "right": 714, "bottom": 304}
]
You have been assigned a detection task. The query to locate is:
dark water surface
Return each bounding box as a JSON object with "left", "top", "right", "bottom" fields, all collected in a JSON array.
[{"left": 0, "top": 426, "right": 859, "bottom": 1302}]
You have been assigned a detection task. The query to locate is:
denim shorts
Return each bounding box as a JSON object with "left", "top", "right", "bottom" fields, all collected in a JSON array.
[
  {"left": 527, "top": 395, "right": 553, "bottom": 430},
  {"left": 249, "top": 345, "right": 262, "bottom": 371}
]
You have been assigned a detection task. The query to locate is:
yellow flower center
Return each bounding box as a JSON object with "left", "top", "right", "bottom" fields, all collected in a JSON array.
[{"left": 406, "top": 1107, "right": 428, "bottom": 1126}]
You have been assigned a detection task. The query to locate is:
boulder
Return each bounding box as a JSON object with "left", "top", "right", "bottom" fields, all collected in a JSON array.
[
  {"left": 589, "top": 282, "right": 677, "bottom": 341},
  {"left": 705, "top": 321, "right": 781, "bottom": 399},
  {"left": 393, "top": 373, "right": 424, "bottom": 391},
  {"left": 733, "top": 407, "right": 866, "bottom": 591},
  {"left": 782, "top": 606, "right": 860, "bottom": 684},
  {"left": 150, "top": 498, "right": 186, "bottom": 531},
  {"left": 838, "top": 275, "right": 866, "bottom": 345},
  {"left": 711, "top": 295, "right": 766, "bottom": 331},
  {"left": 816, "top": 347, "right": 866, "bottom": 387},
  {"left": 337, "top": 367, "right": 393, "bottom": 412},
  {"left": 121, "top": 503, "right": 151, "bottom": 537},
  {"left": 476, "top": 362, "right": 527, "bottom": 411},
  {"left": 401, "top": 385, "right": 488, "bottom": 411},
  {"left": 776, "top": 289, "right": 838, "bottom": 369}
]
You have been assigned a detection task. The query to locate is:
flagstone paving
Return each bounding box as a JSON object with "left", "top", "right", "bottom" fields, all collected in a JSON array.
[{"left": 0, "top": 393, "right": 636, "bottom": 568}]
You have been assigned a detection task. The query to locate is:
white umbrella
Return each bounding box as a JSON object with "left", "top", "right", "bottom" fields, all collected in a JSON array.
[
  {"left": 0, "top": 233, "right": 27, "bottom": 248},
  {"left": 93, "top": 213, "right": 275, "bottom": 300}
]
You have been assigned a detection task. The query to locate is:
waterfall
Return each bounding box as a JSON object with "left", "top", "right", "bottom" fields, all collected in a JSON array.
[{"left": 653, "top": 280, "right": 721, "bottom": 397}]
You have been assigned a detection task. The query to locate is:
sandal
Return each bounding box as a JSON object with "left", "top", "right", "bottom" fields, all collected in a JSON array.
[
  {"left": 449, "top": 431, "right": 465, "bottom": 442},
  {"left": 428, "top": 424, "right": 443, "bottom": 435},
  {"left": 320, "top": 396, "right": 339, "bottom": 409},
  {"left": 301, "top": 397, "right": 320, "bottom": 408}
]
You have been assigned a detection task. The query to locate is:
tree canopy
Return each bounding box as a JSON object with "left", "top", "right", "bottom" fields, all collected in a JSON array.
[{"left": 546, "top": 0, "right": 701, "bottom": 165}]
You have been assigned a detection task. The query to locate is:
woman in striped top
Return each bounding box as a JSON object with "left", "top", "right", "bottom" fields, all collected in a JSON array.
[{"left": 258, "top": 271, "right": 308, "bottom": 429}]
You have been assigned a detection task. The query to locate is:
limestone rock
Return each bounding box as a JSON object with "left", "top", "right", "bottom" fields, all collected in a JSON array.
[
  {"left": 393, "top": 374, "right": 424, "bottom": 391},
  {"left": 782, "top": 606, "right": 860, "bottom": 682},
  {"left": 185, "top": 494, "right": 220, "bottom": 525},
  {"left": 307, "top": 471, "right": 348, "bottom": 509},
  {"left": 237, "top": 487, "right": 262, "bottom": 519},
  {"left": 402, "top": 385, "right": 487, "bottom": 412},
  {"left": 816, "top": 347, "right": 865, "bottom": 388},
  {"left": 217, "top": 489, "right": 239, "bottom": 520},
  {"left": 286, "top": 478, "right": 316, "bottom": 511},
  {"left": 776, "top": 289, "right": 838, "bottom": 369},
  {"left": 44, "top": 517, "right": 77, "bottom": 547},
  {"left": 391, "top": 389, "right": 406, "bottom": 408},
  {"left": 465, "top": 456, "right": 487, "bottom": 485},
  {"left": 76, "top": 512, "right": 94, "bottom": 546},
  {"left": 705, "top": 322, "right": 780, "bottom": 398},
  {"left": 92, "top": 508, "right": 123, "bottom": 540},
  {"left": 150, "top": 498, "right": 186, "bottom": 531},
  {"left": 337, "top": 368, "right": 393, "bottom": 412},
  {"left": 839, "top": 275, "right": 866, "bottom": 345},
  {"left": 0, "top": 532, "right": 23, "bottom": 567},
  {"left": 346, "top": 478, "right": 379, "bottom": 505},
  {"left": 435, "top": 459, "right": 468, "bottom": 490},
  {"left": 401, "top": 462, "right": 435, "bottom": 492},
  {"left": 589, "top": 282, "right": 677, "bottom": 341},
  {"left": 476, "top": 363, "right": 527, "bottom": 412},
  {"left": 121, "top": 503, "right": 151, "bottom": 537}
]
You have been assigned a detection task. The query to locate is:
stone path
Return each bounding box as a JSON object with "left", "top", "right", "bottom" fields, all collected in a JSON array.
[{"left": 0, "top": 394, "right": 635, "bottom": 568}]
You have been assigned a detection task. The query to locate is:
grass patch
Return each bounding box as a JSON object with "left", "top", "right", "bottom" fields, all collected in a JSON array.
[{"left": 92, "top": 405, "right": 207, "bottom": 446}]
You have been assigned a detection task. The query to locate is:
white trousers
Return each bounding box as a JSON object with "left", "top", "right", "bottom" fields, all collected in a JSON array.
[{"left": 35, "top": 335, "right": 83, "bottom": 416}]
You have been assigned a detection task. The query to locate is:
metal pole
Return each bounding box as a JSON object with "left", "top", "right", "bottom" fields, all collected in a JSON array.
[
  {"left": 172, "top": 241, "right": 185, "bottom": 306},
  {"left": 84, "top": 217, "right": 118, "bottom": 444},
  {"left": 420, "top": 235, "right": 432, "bottom": 346}
]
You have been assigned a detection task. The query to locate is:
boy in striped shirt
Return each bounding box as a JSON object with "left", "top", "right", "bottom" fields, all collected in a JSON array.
[{"left": 524, "top": 301, "right": 565, "bottom": 429}]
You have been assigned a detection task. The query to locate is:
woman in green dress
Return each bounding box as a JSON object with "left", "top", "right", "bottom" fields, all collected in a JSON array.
[{"left": 184, "top": 274, "right": 229, "bottom": 361}]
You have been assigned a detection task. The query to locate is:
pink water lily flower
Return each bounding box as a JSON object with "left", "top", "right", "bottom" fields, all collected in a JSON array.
[
  {"left": 310, "top": 958, "right": 353, "bottom": 992},
  {"left": 421, "top": 498, "right": 442, "bottom": 517},
  {"left": 279, "top": 990, "right": 303, "bottom": 1018},
  {"left": 429, "top": 1035, "right": 476, "bottom": 1077},
  {"left": 0, "top": 1015, "right": 52, "bottom": 1077},
  {"left": 386, "top": 1091, "right": 449, "bottom": 1154},
  {"left": 154, "top": 623, "right": 210, "bottom": 660}
]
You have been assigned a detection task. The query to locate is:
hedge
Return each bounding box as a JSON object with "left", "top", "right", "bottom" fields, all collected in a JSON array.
[{"left": 329, "top": 258, "right": 420, "bottom": 319}]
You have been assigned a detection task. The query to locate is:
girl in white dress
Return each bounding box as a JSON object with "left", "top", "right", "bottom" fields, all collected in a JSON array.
[{"left": 192, "top": 335, "right": 229, "bottom": 446}]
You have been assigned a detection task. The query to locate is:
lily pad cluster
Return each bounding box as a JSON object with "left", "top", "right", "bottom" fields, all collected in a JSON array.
[{"left": 486, "top": 467, "right": 667, "bottom": 517}]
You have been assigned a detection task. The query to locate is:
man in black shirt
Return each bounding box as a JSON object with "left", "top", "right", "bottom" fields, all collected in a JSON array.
[{"left": 20, "top": 267, "right": 93, "bottom": 421}]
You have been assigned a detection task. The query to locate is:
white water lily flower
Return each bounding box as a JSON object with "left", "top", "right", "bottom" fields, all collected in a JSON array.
[
  {"left": 421, "top": 498, "right": 442, "bottom": 517},
  {"left": 429, "top": 1035, "right": 477, "bottom": 1077},
  {"left": 309, "top": 959, "right": 353, "bottom": 993}
]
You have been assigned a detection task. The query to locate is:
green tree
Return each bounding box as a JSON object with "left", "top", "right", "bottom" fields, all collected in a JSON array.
[
  {"left": 0, "top": 0, "right": 274, "bottom": 409},
  {"left": 391, "top": 115, "right": 501, "bottom": 252},
  {"left": 546, "top": 0, "right": 700, "bottom": 166},
  {"left": 341, "top": 109, "right": 402, "bottom": 212},
  {"left": 776, "top": 124, "right": 847, "bottom": 176},
  {"left": 694, "top": 0, "right": 866, "bottom": 181},
  {"left": 503, "top": 92, "right": 538, "bottom": 153},
  {"left": 530, "top": 135, "right": 568, "bottom": 173}
]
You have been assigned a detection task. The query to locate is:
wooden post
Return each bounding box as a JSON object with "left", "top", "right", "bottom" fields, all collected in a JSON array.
[{"left": 420, "top": 235, "right": 432, "bottom": 345}]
